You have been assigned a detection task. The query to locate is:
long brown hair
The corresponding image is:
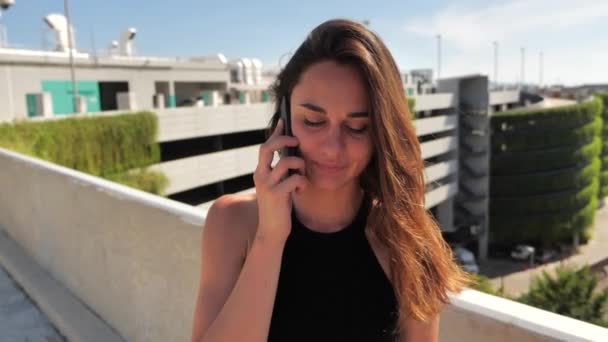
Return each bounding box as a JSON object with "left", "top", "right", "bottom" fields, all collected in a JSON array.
[{"left": 265, "top": 18, "right": 471, "bottom": 335}]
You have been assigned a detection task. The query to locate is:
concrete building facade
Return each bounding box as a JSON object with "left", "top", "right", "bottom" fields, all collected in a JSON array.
[{"left": 0, "top": 50, "right": 245, "bottom": 121}]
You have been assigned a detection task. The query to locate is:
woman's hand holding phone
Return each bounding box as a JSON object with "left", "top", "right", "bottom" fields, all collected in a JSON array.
[{"left": 253, "top": 118, "right": 309, "bottom": 245}]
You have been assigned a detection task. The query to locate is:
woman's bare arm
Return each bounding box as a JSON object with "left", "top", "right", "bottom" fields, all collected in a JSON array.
[
  {"left": 191, "top": 195, "right": 285, "bottom": 342},
  {"left": 402, "top": 314, "right": 440, "bottom": 342}
]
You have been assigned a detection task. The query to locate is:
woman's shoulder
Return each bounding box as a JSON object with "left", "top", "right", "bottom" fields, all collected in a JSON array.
[{"left": 204, "top": 192, "right": 260, "bottom": 254}]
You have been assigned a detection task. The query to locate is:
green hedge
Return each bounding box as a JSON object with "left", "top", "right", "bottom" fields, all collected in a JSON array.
[
  {"left": 491, "top": 158, "right": 601, "bottom": 197},
  {"left": 491, "top": 178, "right": 599, "bottom": 216},
  {"left": 0, "top": 112, "right": 168, "bottom": 195},
  {"left": 491, "top": 98, "right": 601, "bottom": 125},
  {"left": 491, "top": 116, "right": 602, "bottom": 153},
  {"left": 596, "top": 93, "right": 608, "bottom": 200},
  {"left": 491, "top": 137, "right": 601, "bottom": 175},
  {"left": 602, "top": 171, "right": 608, "bottom": 198},
  {"left": 490, "top": 197, "right": 597, "bottom": 244},
  {"left": 490, "top": 98, "right": 603, "bottom": 245}
]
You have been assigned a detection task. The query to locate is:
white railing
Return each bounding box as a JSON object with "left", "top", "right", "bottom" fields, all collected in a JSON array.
[
  {"left": 424, "top": 159, "right": 458, "bottom": 185},
  {"left": 414, "top": 114, "right": 458, "bottom": 136},
  {"left": 489, "top": 90, "right": 520, "bottom": 106},
  {"left": 426, "top": 182, "right": 458, "bottom": 209},
  {"left": 420, "top": 136, "right": 458, "bottom": 160},
  {"left": 412, "top": 93, "right": 456, "bottom": 111},
  {"left": 156, "top": 103, "right": 274, "bottom": 142},
  {"left": 151, "top": 145, "right": 260, "bottom": 195}
]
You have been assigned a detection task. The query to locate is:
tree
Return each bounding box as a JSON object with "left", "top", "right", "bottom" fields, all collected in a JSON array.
[{"left": 517, "top": 265, "right": 608, "bottom": 327}]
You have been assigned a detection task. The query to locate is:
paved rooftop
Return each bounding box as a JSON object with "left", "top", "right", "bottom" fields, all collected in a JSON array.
[{"left": 0, "top": 265, "right": 64, "bottom": 342}]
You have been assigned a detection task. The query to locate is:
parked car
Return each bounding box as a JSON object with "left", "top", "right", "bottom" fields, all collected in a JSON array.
[
  {"left": 177, "top": 96, "right": 204, "bottom": 107},
  {"left": 453, "top": 246, "right": 480, "bottom": 274},
  {"left": 510, "top": 244, "right": 535, "bottom": 261},
  {"left": 536, "top": 249, "right": 557, "bottom": 263}
]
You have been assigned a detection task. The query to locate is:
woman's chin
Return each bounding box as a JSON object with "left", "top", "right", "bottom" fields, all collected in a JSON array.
[{"left": 307, "top": 175, "right": 352, "bottom": 191}]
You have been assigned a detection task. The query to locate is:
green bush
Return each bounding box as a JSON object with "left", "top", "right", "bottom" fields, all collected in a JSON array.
[
  {"left": 408, "top": 98, "right": 416, "bottom": 119},
  {"left": 106, "top": 168, "right": 169, "bottom": 195},
  {"left": 517, "top": 265, "right": 608, "bottom": 328},
  {"left": 469, "top": 273, "right": 497, "bottom": 295},
  {"left": 0, "top": 112, "right": 168, "bottom": 195}
]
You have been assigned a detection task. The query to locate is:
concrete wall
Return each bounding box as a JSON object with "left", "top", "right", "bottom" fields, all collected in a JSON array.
[
  {"left": 1, "top": 148, "right": 608, "bottom": 341},
  {"left": 441, "top": 289, "right": 608, "bottom": 341},
  {"left": 0, "top": 148, "right": 204, "bottom": 342},
  {"left": 0, "top": 66, "right": 16, "bottom": 122}
]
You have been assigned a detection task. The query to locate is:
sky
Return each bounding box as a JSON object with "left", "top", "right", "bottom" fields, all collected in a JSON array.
[{"left": 2, "top": 0, "right": 606, "bottom": 86}]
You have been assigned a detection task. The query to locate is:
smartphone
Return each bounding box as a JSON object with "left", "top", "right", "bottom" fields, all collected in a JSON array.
[{"left": 279, "top": 96, "right": 299, "bottom": 176}]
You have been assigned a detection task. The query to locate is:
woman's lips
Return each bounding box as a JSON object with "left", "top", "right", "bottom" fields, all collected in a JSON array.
[{"left": 314, "top": 161, "right": 346, "bottom": 174}]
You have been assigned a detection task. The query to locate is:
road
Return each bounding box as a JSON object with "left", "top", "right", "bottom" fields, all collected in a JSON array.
[{"left": 481, "top": 199, "right": 608, "bottom": 297}]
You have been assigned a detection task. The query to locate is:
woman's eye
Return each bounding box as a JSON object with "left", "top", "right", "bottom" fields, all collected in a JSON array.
[
  {"left": 348, "top": 126, "right": 368, "bottom": 134},
  {"left": 303, "top": 119, "right": 367, "bottom": 134},
  {"left": 303, "top": 119, "right": 324, "bottom": 126}
]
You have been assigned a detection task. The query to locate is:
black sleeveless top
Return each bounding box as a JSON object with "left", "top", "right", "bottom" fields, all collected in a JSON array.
[{"left": 267, "top": 193, "right": 399, "bottom": 342}]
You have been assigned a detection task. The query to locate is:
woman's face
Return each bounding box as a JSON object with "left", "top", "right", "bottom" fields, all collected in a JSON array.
[{"left": 289, "top": 60, "right": 373, "bottom": 191}]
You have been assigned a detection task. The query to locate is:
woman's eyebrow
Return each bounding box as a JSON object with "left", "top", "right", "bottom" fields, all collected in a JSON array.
[{"left": 299, "top": 102, "right": 369, "bottom": 118}]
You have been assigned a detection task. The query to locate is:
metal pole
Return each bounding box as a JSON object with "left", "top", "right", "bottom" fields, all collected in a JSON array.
[
  {"left": 436, "top": 34, "right": 441, "bottom": 81},
  {"left": 539, "top": 51, "right": 543, "bottom": 88},
  {"left": 0, "top": 10, "right": 6, "bottom": 48},
  {"left": 520, "top": 47, "right": 525, "bottom": 89},
  {"left": 493, "top": 41, "right": 498, "bottom": 89},
  {"left": 64, "top": 0, "right": 78, "bottom": 113}
]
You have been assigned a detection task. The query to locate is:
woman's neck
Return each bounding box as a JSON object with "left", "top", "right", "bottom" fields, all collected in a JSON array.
[{"left": 291, "top": 184, "right": 365, "bottom": 233}]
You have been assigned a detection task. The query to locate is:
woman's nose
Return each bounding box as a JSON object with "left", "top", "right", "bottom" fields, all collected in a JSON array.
[{"left": 320, "top": 126, "right": 345, "bottom": 158}]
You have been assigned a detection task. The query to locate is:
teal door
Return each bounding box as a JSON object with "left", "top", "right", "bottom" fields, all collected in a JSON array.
[
  {"left": 26, "top": 94, "right": 38, "bottom": 117},
  {"left": 42, "top": 80, "right": 101, "bottom": 115}
]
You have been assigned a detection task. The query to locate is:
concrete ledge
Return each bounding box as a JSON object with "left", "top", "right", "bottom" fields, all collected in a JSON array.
[
  {"left": 0, "top": 147, "right": 204, "bottom": 341},
  {"left": 444, "top": 289, "right": 608, "bottom": 341},
  {"left": 0, "top": 228, "right": 125, "bottom": 342}
]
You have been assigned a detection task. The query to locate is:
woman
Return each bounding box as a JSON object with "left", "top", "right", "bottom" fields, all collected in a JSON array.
[{"left": 191, "top": 18, "right": 471, "bottom": 342}]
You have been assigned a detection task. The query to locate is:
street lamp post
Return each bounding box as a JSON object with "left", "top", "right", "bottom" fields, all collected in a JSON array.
[
  {"left": 520, "top": 47, "right": 525, "bottom": 89},
  {"left": 493, "top": 41, "right": 498, "bottom": 89},
  {"left": 539, "top": 51, "right": 544, "bottom": 89},
  {"left": 0, "top": 0, "right": 15, "bottom": 48},
  {"left": 528, "top": 246, "right": 535, "bottom": 287},
  {"left": 64, "top": 0, "right": 78, "bottom": 113},
  {"left": 436, "top": 34, "right": 442, "bottom": 81}
]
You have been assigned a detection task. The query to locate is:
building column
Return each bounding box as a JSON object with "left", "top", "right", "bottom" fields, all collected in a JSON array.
[
  {"left": 239, "top": 91, "right": 250, "bottom": 104},
  {"left": 438, "top": 75, "right": 491, "bottom": 262},
  {"left": 167, "top": 81, "right": 176, "bottom": 108},
  {"left": 436, "top": 198, "right": 454, "bottom": 232}
]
